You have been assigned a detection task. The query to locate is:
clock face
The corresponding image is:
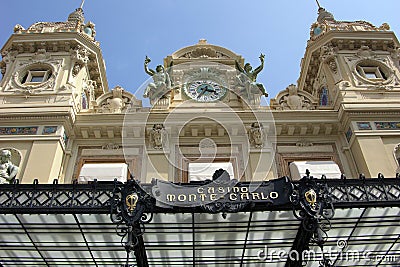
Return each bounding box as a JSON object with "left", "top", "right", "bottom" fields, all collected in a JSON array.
[{"left": 185, "top": 80, "right": 226, "bottom": 102}]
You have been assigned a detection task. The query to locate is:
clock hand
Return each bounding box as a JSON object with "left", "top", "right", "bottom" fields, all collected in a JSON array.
[{"left": 197, "top": 86, "right": 208, "bottom": 98}]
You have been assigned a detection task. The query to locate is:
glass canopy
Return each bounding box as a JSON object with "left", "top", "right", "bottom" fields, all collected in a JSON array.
[{"left": 0, "top": 207, "right": 399, "bottom": 266}]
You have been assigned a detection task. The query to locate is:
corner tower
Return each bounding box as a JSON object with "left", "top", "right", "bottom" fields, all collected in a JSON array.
[
  {"left": 0, "top": 4, "right": 108, "bottom": 183},
  {"left": 271, "top": 6, "right": 400, "bottom": 178}
]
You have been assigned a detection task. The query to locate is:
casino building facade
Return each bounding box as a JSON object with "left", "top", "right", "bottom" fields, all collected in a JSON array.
[{"left": 0, "top": 4, "right": 400, "bottom": 267}]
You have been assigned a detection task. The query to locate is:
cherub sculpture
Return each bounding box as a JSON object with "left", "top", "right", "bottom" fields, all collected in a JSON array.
[{"left": 0, "top": 149, "right": 19, "bottom": 184}]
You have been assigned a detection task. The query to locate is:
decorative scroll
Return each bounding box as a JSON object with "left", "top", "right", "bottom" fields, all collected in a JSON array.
[
  {"left": 110, "top": 178, "right": 154, "bottom": 267},
  {"left": 290, "top": 171, "right": 335, "bottom": 267}
]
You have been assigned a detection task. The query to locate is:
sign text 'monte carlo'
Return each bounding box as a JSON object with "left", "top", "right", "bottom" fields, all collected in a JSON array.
[
  {"left": 151, "top": 177, "right": 291, "bottom": 207},
  {"left": 165, "top": 185, "right": 279, "bottom": 203}
]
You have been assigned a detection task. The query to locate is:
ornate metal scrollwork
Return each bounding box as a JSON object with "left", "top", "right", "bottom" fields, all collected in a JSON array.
[
  {"left": 110, "top": 178, "right": 154, "bottom": 267},
  {"left": 290, "top": 171, "right": 335, "bottom": 267}
]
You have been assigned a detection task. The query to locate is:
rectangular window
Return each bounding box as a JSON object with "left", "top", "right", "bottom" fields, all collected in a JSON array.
[
  {"left": 30, "top": 75, "right": 45, "bottom": 83},
  {"left": 24, "top": 70, "right": 51, "bottom": 84},
  {"left": 357, "top": 66, "right": 386, "bottom": 80},
  {"left": 188, "top": 162, "right": 234, "bottom": 182},
  {"left": 289, "top": 161, "right": 341, "bottom": 180},
  {"left": 78, "top": 163, "right": 129, "bottom": 183}
]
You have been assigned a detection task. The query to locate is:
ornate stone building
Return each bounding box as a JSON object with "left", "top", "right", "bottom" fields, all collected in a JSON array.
[
  {"left": 0, "top": 6, "right": 399, "bottom": 185},
  {"left": 1, "top": 5, "right": 400, "bottom": 267}
]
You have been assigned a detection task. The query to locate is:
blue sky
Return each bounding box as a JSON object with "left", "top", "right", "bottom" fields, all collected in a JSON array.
[{"left": 2, "top": 1, "right": 400, "bottom": 102}]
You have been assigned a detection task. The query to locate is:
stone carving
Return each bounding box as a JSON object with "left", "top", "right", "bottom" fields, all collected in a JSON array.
[
  {"left": 103, "top": 86, "right": 127, "bottom": 113},
  {"left": 149, "top": 124, "right": 167, "bottom": 149},
  {"left": 102, "top": 143, "right": 120, "bottom": 150},
  {"left": 32, "top": 49, "right": 49, "bottom": 62},
  {"left": 356, "top": 45, "right": 375, "bottom": 59},
  {"left": 235, "top": 54, "right": 268, "bottom": 97},
  {"left": 395, "top": 144, "right": 400, "bottom": 174},
  {"left": 84, "top": 79, "right": 96, "bottom": 107},
  {"left": 143, "top": 56, "right": 171, "bottom": 102},
  {"left": 180, "top": 47, "right": 229, "bottom": 59},
  {"left": 278, "top": 84, "right": 313, "bottom": 110},
  {"left": 0, "top": 50, "right": 18, "bottom": 77},
  {"left": 379, "top": 23, "right": 390, "bottom": 31},
  {"left": 389, "top": 47, "right": 400, "bottom": 69},
  {"left": 9, "top": 62, "right": 58, "bottom": 93},
  {"left": 248, "top": 122, "right": 264, "bottom": 148},
  {"left": 320, "top": 45, "right": 338, "bottom": 74},
  {"left": 0, "top": 149, "right": 19, "bottom": 184},
  {"left": 70, "top": 45, "right": 90, "bottom": 78},
  {"left": 13, "top": 24, "right": 25, "bottom": 33},
  {"left": 96, "top": 86, "right": 142, "bottom": 113},
  {"left": 296, "top": 140, "right": 314, "bottom": 147}
]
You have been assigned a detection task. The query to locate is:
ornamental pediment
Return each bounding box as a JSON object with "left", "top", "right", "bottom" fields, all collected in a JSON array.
[{"left": 171, "top": 40, "right": 240, "bottom": 61}]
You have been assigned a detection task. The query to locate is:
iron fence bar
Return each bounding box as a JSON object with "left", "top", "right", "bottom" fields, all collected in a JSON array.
[
  {"left": 0, "top": 178, "right": 400, "bottom": 214},
  {"left": 239, "top": 211, "right": 253, "bottom": 267},
  {"left": 73, "top": 214, "right": 99, "bottom": 267},
  {"left": 14, "top": 214, "right": 50, "bottom": 267}
]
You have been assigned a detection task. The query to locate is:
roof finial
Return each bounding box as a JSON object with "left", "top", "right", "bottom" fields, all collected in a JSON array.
[
  {"left": 315, "top": 0, "right": 321, "bottom": 9},
  {"left": 80, "top": 0, "right": 85, "bottom": 9}
]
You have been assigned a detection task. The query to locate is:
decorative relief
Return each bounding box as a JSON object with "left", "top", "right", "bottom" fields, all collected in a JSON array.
[
  {"left": 0, "top": 127, "right": 38, "bottom": 135},
  {"left": 356, "top": 122, "right": 372, "bottom": 130},
  {"left": 6, "top": 57, "right": 62, "bottom": 94},
  {"left": 345, "top": 47, "right": 396, "bottom": 87},
  {"left": 42, "top": 126, "right": 58, "bottom": 135},
  {"left": 320, "top": 45, "right": 338, "bottom": 74},
  {"left": 149, "top": 124, "right": 167, "bottom": 149},
  {"left": 375, "top": 122, "right": 400, "bottom": 130},
  {"left": 0, "top": 50, "right": 18, "bottom": 77},
  {"left": 271, "top": 84, "right": 316, "bottom": 110},
  {"left": 70, "top": 45, "right": 90, "bottom": 79},
  {"left": 96, "top": 86, "right": 141, "bottom": 113},
  {"left": 32, "top": 49, "right": 51, "bottom": 62},
  {"left": 356, "top": 45, "right": 376, "bottom": 59},
  {"left": 310, "top": 9, "right": 387, "bottom": 43},
  {"left": 296, "top": 140, "right": 313, "bottom": 147},
  {"left": 102, "top": 143, "right": 120, "bottom": 150},
  {"left": 179, "top": 45, "right": 230, "bottom": 59},
  {"left": 389, "top": 47, "right": 400, "bottom": 66},
  {"left": 248, "top": 122, "right": 264, "bottom": 148}
]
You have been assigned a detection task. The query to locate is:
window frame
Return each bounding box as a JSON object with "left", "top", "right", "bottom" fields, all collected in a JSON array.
[{"left": 22, "top": 69, "right": 52, "bottom": 85}]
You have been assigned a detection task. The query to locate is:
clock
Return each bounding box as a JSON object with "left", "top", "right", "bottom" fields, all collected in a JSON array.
[{"left": 184, "top": 80, "right": 227, "bottom": 102}]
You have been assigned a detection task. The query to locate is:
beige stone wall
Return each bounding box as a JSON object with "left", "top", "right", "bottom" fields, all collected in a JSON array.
[
  {"left": 22, "top": 140, "right": 64, "bottom": 183},
  {"left": 351, "top": 136, "right": 397, "bottom": 178}
]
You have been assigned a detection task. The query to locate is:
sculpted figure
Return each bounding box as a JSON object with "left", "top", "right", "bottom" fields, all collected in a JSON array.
[
  {"left": 149, "top": 124, "right": 166, "bottom": 149},
  {"left": 143, "top": 56, "right": 171, "bottom": 99},
  {"left": 0, "top": 149, "right": 19, "bottom": 184},
  {"left": 248, "top": 122, "right": 264, "bottom": 148},
  {"left": 235, "top": 54, "right": 268, "bottom": 97}
]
